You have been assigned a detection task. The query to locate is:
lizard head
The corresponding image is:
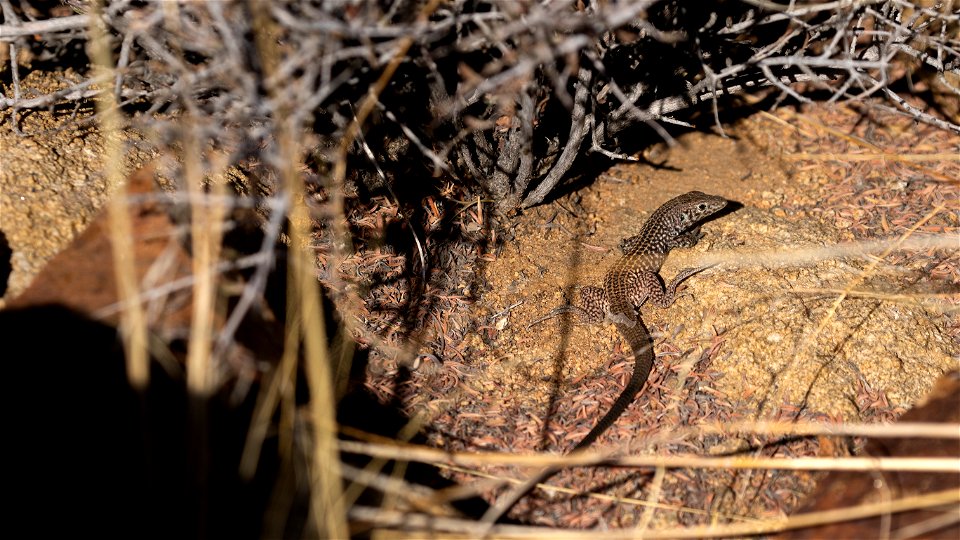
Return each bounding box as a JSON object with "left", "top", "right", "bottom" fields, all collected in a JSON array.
[{"left": 672, "top": 191, "right": 728, "bottom": 232}]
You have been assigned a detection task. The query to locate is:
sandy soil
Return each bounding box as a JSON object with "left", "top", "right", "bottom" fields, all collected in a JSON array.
[
  {"left": 363, "top": 106, "right": 959, "bottom": 526},
  {"left": 2, "top": 67, "right": 957, "bottom": 529},
  {"left": 0, "top": 69, "right": 152, "bottom": 302}
]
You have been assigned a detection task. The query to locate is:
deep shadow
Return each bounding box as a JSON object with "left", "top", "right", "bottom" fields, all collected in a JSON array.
[
  {"left": 532, "top": 89, "right": 789, "bottom": 207},
  {"left": 336, "top": 364, "right": 492, "bottom": 524},
  {"left": 0, "top": 230, "right": 11, "bottom": 297},
  {"left": 1, "top": 305, "right": 273, "bottom": 539},
  {"left": 1, "top": 301, "right": 492, "bottom": 539}
]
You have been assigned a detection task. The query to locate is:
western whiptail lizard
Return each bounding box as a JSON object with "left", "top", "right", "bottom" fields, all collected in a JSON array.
[{"left": 483, "top": 190, "right": 728, "bottom": 524}]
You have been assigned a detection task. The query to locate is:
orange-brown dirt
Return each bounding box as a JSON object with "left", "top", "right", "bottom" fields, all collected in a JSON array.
[
  {"left": 362, "top": 105, "right": 959, "bottom": 527},
  {"left": 2, "top": 67, "right": 957, "bottom": 532}
]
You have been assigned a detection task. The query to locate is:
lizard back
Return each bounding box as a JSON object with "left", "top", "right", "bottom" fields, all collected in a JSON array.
[
  {"left": 586, "top": 191, "right": 727, "bottom": 450},
  {"left": 484, "top": 190, "right": 727, "bottom": 524}
]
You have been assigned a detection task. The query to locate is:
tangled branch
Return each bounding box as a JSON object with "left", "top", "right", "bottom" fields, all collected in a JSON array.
[{"left": 1, "top": 0, "right": 957, "bottom": 208}]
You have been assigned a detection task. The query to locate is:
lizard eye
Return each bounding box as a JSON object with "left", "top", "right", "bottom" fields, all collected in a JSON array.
[{"left": 698, "top": 203, "right": 707, "bottom": 211}]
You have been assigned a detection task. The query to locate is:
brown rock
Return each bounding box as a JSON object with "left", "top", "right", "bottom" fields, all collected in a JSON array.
[
  {"left": 780, "top": 371, "right": 960, "bottom": 539},
  {"left": 5, "top": 165, "right": 195, "bottom": 333}
]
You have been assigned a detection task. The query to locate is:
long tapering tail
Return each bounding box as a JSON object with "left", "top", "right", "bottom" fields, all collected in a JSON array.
[{"left": 480, "top": 314, "right": 655, "bottom": 527}]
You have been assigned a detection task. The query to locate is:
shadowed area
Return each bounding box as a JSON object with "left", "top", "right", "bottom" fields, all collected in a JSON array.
[{"left": 1, "top": 305, "right": 272, "bottom": 538}]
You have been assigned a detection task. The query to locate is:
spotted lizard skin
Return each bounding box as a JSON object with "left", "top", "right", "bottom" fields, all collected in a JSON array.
[
  {"left": 572, "top": 190, "right": 727, "bottom": 450},
  {"left": 483, "top": 190, "right": 727, "bottom": 525}
]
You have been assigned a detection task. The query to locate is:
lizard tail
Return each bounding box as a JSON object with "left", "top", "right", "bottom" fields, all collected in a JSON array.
[
  {"left": 571, "top": 314, "right": 654, "bottom": 451},
  {"left": 479, "top": 316, "right": 655, "bottom": 528}
]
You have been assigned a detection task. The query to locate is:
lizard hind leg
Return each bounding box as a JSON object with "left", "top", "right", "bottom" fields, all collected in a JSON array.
[
  {"left": 526, "top": 304, "right": 584, "bottom": 328},
  {"left": 526, "top": 291, "right": 603, "bottom": 328},
  {"left": 577, "top": 285, "right": 608, "bottom": 323}
]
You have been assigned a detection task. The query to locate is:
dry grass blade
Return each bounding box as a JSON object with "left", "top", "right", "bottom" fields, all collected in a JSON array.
[
  {"left": 435, "top": 463, "right": 764, "bottom": 523},
  {"left": 699, "top": 234, "right": 958, "bottom": 269},
  {"left": 87, "top": 0, "right": 148, "bottom": 389},
  {"left": 348, "top": 488, "right": 960, "bottom": 538},
  {"left": 784, "top": 152, "right": 960, "bottom": 162},
  {"left": 338, "top": 439, "right": 959, "bottom": 473},
  {"left": 247, "top": 2, "right": 348, "bottom": 536}
]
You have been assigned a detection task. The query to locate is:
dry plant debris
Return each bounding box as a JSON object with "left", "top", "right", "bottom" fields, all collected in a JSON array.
[
  {"left": 361, "top": 102, "right": 959, "bottom": 529},
  {"left": 1, "top": 0, "right": 958, "bottom": 536}
]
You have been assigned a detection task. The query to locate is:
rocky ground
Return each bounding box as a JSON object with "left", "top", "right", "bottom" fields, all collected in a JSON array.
[{"left": 2, "top": 68, "right": 958, "bottom": 534}]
